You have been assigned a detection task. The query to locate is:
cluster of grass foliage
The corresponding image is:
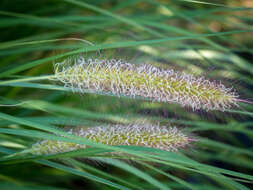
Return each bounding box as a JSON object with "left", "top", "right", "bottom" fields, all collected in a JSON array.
[{"left": 0, "top": 0, "right": 253, "bottom": 189}]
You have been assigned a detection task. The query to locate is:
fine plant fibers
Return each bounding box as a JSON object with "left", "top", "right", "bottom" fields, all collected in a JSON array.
[
  {"left": 53, "top": 56, "right": 240, "bottom": 111},
  {"left": 31, "top": 124, "right": 194, "bottom": 155},
  {"left": 1, "top": 1, "right": 253, "bottom": 190}
]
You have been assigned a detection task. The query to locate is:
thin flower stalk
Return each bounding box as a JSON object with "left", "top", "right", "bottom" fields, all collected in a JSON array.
[
  {"left": 54, "top": 57, "right": 239, "bottom": 111},
  {"left": 31, "top": 124, "right": 194, "bottom": 155}
]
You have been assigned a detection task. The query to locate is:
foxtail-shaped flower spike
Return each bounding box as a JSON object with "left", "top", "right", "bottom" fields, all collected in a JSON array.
[
  {"left": 54, "top": 57, "right": 239, "bottom": 111},
  {"left": 31, "top": 124, "right": 194, "bottom": 155}
]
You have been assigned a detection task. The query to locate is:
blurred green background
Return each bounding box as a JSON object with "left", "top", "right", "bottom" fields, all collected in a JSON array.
[{"left": 0, "top": 0, "right": 253, "bottom": 190}]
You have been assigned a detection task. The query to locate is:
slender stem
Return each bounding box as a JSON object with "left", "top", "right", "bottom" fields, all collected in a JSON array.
[
  {"left": 2, "top": 149, "right": 32, "bottom": 160},
  {"left": 0, "top": 75, "right": 55, "bottom": 85}
]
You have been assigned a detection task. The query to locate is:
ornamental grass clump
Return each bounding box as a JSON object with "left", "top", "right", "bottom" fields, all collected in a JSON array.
[
  {"left": 31, "top": 124, "right": 194, "bottom": 155},
  {"left": 54, "top": 57, "right": 239, "bottom": 111}
]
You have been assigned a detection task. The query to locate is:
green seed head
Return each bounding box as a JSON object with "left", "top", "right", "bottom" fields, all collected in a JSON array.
[
  {"left": 31, "top": 124, "right": 194, "bottom": 155},
  {"left": 54, "top": 57, "right": 239, "bottom": 111}
]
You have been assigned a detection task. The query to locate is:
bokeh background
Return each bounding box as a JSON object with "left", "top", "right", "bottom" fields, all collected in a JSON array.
[{"left": 0, "top": 0, "right": 253, "bottom": 190}]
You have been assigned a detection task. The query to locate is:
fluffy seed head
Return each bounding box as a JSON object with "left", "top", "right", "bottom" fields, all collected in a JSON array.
[
  {"left": 31, "top": 124, "right": 193, "bottom": 155},
  {"left": 54, "top": 57, "right": 239, "bottom": 111}
]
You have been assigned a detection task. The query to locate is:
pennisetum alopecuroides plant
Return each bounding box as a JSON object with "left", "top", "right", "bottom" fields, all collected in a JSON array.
[
  {"left": 31, "top": 124, "right": 194, "bottom": 155},
  {"left": 53, "top": 56, "right": 241, "bottom": 112},
  {"left": 22, "top": 54, "right": 250, "bottom": 156}
]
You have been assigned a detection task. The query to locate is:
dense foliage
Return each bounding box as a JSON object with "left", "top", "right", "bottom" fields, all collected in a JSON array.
[{"left": 0, "top": 0, "right": 253, "bottom": 190}]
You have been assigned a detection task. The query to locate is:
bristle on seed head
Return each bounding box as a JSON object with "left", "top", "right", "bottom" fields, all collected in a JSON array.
[
  {"left": 54, "top": 57, "right": 239, "bottom": 111},
  {"left": 31, "top": 124, "right": 193, "bottom": 155}
]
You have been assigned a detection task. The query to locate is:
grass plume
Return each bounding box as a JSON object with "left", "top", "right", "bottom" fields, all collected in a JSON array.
[
  {"left": 31, "top": 124, "right": 194, "bottom": 155},
  {"left": 54, "top": 57, "right": 239, "bottom": 111}
]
